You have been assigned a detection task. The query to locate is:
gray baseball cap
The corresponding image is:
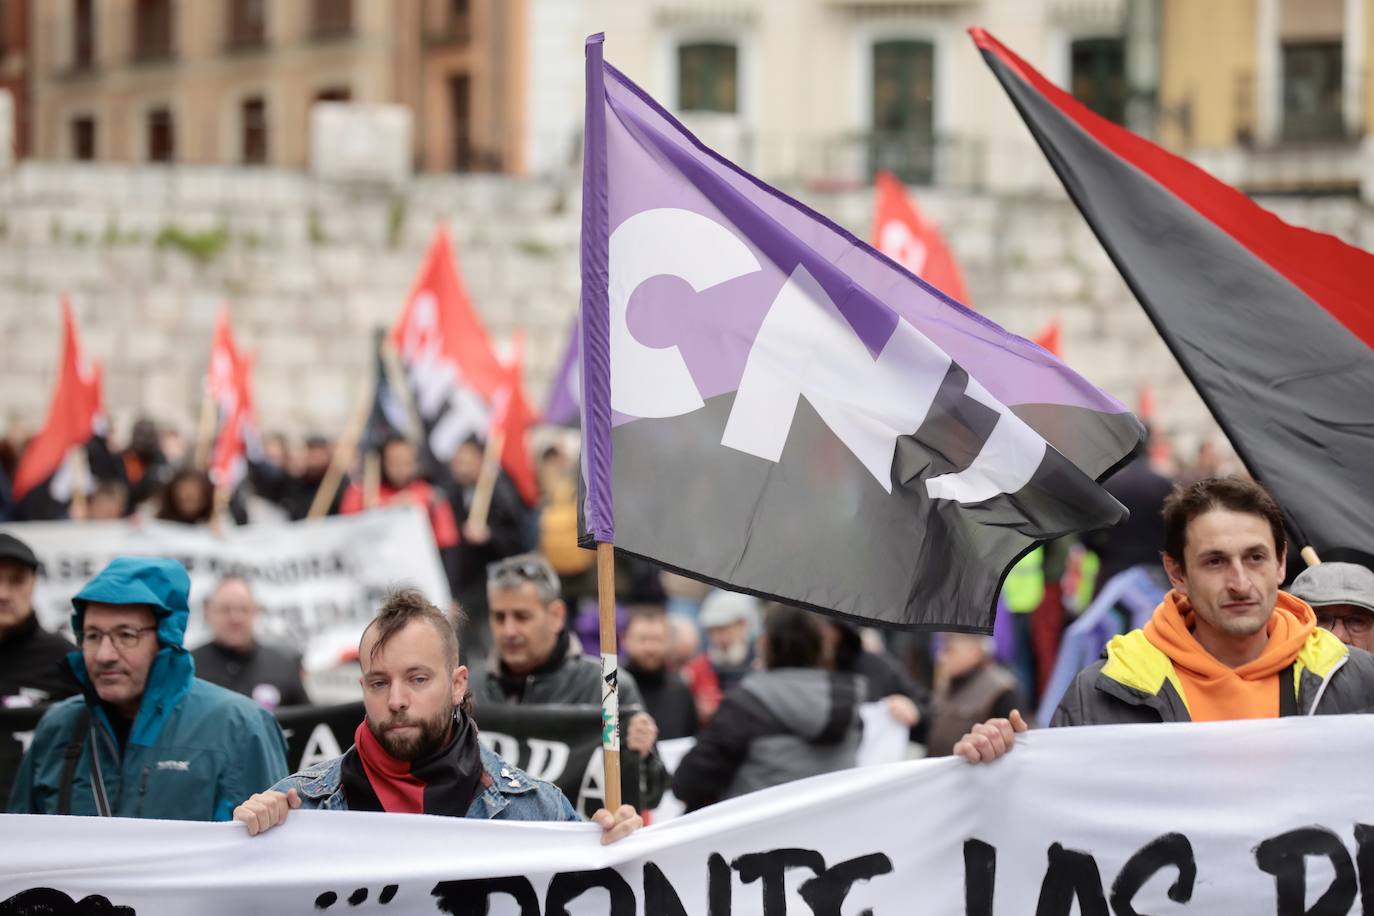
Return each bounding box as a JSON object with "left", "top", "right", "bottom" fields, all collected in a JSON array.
[{"left": 1290, "top": 562, "right": 1374, "bottom": 615}]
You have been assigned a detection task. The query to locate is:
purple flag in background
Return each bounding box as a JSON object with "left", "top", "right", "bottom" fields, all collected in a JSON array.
[
  {"left": 578, "top": 34, "right": 1143, "bottom": 631},
  {"left": 544, "top": 320, "right": 581, "bottom": 427}
]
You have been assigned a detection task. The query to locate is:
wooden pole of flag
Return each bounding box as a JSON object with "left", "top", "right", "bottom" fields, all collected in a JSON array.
[
  {"left": 363, "top": 452, "right": 381, "bottom": 510},
  {"left": 1301, "top": 547, "right": 1321, "bottom": 567},
  {"left": 378, "top": 339, "right": 423, "bottom": 451},
  {"left": 466, "top": 427, "right": 506, "bottom": 532},
  {"left": 192, "top": 387, "right": 216, "bottom": 470},
  {"left": 597, "top": 542, "right": 622, "bottom": 812},
  {"left": 210, "top": 484, "right": 231, "bottom": 532},
  {"left": 307, "top": 384, "right": 371, "bottom": 520},
  {"left": 66, "top": 446, "right": 88, "bottom": 519}
]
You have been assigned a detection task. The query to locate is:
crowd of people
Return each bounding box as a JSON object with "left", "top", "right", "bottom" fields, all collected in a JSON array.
[{"left": 3, "top": 412, "right": 1373, "bottom": 840}]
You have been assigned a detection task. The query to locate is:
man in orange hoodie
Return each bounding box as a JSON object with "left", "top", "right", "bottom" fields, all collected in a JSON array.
[{"left": 954, "top": 477, "right": 1374, "bottom": 762}]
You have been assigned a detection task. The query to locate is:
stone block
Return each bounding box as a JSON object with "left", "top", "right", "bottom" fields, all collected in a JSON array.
[
  {"left": 140, "top": 368, "right": 196, "bottom": 421},
  {"left": 311, "top": 103, "right": 413, "bottom": 186},
  {"left": 254, "top": 332, "right": 321, "bottom": 369}
]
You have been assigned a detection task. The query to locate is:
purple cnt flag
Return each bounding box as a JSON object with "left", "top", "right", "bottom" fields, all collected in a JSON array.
[
  {"left": 577, "top": 34, "right": 1143, "bottom": 632},
  {"left": 544, "top": 320, "right": 581, "bottom": 428}
]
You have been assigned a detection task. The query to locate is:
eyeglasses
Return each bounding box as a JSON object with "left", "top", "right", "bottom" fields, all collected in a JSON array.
[
  {"left": 81, "top": 626, "right": 157, "bottom": 650},
  {"left": 1315, "top": 611, "right": 1374, "bottom": 636}
]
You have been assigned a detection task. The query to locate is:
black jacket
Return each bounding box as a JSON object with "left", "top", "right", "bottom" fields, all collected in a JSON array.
[
  {"left": 0, "top": 613, "right": 78, "bottom": 706},
  {"left": 449, "top": 474, "right": 532, "bottom": 595},
  {"left": 470, "top": 631, "right": 667, "bottom": 808},
  {"left": 624, "top": 663, "right": 697, "bottom": 740},
  {"left": 191, "top": 641, "right": 310, "bottom": 710}
]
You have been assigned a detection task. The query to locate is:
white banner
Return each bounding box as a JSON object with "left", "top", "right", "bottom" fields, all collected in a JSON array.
[
  {"left": 0, "top": 507, "right": 450, "bottom": 675},
  {"left": 3, "top": 717, "right": 1371, "bottom": 914}
]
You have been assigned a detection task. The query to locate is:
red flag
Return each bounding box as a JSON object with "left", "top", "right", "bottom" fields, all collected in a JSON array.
[
  {"left": 871, "top": 170, "right": 972, "bottom": 306},
  {"left": 14, "top": 300, "right": 103, "bottom": 501},
  {"left": 1136, "top": 384, "right": 1156, "bottom": 423},
  {"left": 1032, "top": 318, "right": 1062, "bottom": 358},
  {"left": 490, "top": 333, "right": 538, "bottom": 502},
  {"left": 208, "top": 306, "right": 256, "bottom": 488},
  {"left": 391, "top": 226, "right": 539, "bottom": 504}
]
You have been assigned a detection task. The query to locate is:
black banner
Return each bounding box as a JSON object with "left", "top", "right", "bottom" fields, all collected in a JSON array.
[{"left": 3, "top": 702, "right": 638, "bottom": 819}]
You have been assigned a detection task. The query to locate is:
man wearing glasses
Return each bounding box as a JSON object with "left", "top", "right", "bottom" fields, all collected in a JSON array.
[
  {"left": 1290, "top": 562, "right": 1374, "bottom": 653},
  {"left": 8, "top": 556, "right": 288, "bottom": 819}
]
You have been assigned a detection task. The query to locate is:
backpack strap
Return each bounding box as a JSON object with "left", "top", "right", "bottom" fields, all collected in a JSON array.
[
  {"left": 57, "top": 709, "right": 89, "bottom": 816},
  {"left": 85, "top": 714, "right": 112, "bottom": 817}
]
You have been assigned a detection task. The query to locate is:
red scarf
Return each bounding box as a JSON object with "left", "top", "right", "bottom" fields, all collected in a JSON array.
[{"left": 340, "top": 713, "right": 482, "bottom": 816}]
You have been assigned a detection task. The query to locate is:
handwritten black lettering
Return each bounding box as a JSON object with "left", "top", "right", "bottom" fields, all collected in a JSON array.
[
  {"left": 963, "top": 839, "right": 997, "bottom": 916},
  {"left": 431, "top": 877, "right": 539, "bottom": 916},
  {"left": 1109, "top": 832, "right": 1196, "bottom": 916},
  {"left": 799, "top": 852, "right": 894, "bottom": 916},
  {"left": 1036, "top": 843, "right": 1108, "bottom": 916},
  {"left": 1255, "top": 827, "right": 1356, "bottom": 916}
]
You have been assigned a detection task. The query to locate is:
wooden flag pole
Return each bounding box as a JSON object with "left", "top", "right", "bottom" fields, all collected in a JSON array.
[
  {"left": 1301, "top": 546, "right": 1322, "bottom": 567},
  {"left": 597, "top": 542, "right": 622, "bottom": 812},
  {"left": 466, "top": 427, "right": 506, "bottom": 532},
  {"left": 378, "top": 339, "right": 423, "bottom": 450},
  {"left": 67, "top": 446, "right": 88, "bottom": 519},
  {"left": 192, "top": 387, "right": 216, "bottom": 470},
  {"left": 210, "top": 483, "right": 231, "bottom": 531},
  {"left": 362, "top": 452, "right": 381, "bottom": 509},
  {"left": 307, "top": 383, "right": 372, "bottom": 520}
]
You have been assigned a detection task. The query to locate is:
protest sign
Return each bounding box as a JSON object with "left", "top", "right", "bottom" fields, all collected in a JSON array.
[
  {"left": 4, "top": 717, "right": 1368, "bottom": 914},
  {"left": 0, "top": 506, "right": 450, "bottom": 666}
]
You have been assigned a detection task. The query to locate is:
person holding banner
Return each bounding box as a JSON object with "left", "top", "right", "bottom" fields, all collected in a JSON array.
[
  {"left": 233, "top": 589, "right": 642, "bottom": 844},
  {"left": 954, "top": 478, "right": 1374, "bottom": 763},
  {"left": 0, "top": 533, "right": 77, "bottom": 707},
  {"left": 472, "top": 554, "right": 668, "bottom": 808},
  {"left": 8, "top": 556, "right": 289, "bottom": 819}
]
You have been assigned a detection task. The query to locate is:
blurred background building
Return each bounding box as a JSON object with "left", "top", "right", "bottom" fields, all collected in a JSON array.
[{"left": 0, "top": 0, "right": 1367, "bottom": 459}]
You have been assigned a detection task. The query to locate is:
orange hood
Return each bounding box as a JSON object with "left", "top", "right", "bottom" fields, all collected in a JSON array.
[{"left": 1142, "top": 590, "right": 1315, "bottom": 720}]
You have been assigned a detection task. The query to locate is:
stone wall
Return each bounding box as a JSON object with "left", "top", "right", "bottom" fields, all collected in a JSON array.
[{"left": 0, "top": 162, "right": 1365, "bottom": 464}]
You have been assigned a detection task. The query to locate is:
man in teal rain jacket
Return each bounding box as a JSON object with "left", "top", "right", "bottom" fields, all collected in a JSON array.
[{"left": 8, "top": 556, "right": 288, "bottom": 820}]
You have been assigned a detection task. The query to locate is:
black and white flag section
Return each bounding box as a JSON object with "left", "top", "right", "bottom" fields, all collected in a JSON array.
[
  {"left": 576, "top": 34, "right": 1143, "bottom": 631},
  {"left": 974, "top": 28, "right": 1374, "bottom": 558}
]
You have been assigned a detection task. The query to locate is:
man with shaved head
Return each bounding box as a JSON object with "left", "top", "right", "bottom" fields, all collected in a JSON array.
[{"left": 234, "top": 589, "right": 641, "bottom": 843}]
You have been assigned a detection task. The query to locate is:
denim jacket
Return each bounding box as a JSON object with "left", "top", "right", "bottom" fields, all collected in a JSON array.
[{"left": 269, "top": 743, "right": 579, "bottom": 822}]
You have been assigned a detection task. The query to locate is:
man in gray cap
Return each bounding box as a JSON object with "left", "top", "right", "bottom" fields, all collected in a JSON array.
[
  {"left": 0, "top": 532, "right": 78, "bottom": 708},
  {"left": 1290, "top": 562, "right": 1374, "bottom": 653}
]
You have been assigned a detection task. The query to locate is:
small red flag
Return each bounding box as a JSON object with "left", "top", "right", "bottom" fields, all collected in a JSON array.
[
  {"left": 871, "top": 170, "right": 972, "bottom": 306},
  {"left": 13, "top": 299, "right": 103, "bottom": 502},
  {"left": 391, "top": 226, "right": 539, "bottom": 504},
  {"left": 1032, "top": 318, "right": 1062, "bottom": 358},
  {"left": 208, "top": 306, "right": 256, "bottom": 488}
]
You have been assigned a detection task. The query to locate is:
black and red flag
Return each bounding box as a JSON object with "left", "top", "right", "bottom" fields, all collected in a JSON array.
[{"left": 974, "top": 28, "right": 1374, "bottom": 556}]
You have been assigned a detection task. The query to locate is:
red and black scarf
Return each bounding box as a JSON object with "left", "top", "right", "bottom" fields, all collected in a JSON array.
[{"left": 339, "top": 711, "right": 483, "bottom": 816}]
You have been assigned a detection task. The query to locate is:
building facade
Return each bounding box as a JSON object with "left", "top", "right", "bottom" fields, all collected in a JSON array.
[
  {"left": 16, "top": 0, "right": 1374, "bottom": 194},
  {"left": 25, "top": 0, "right": 525, "bottom": 173},
  {"left": 0, "top": 0, "right": 30, "bottom": 161}
]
